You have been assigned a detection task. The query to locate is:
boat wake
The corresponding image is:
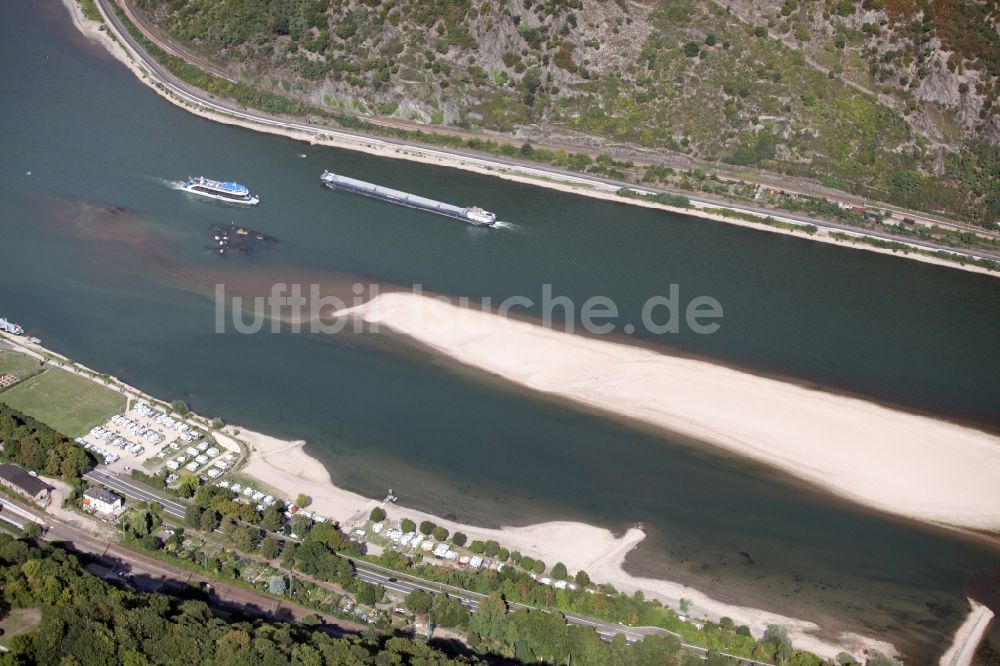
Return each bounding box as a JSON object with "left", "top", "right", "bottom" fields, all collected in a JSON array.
[
  {"left": 493, "top": 220, "right": 520, "bottom": 232},
  {"left": 147, "top": 175, "right": 187, "bottom": 190}
]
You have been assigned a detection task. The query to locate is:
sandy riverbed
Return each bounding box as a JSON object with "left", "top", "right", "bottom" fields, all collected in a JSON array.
[{"left": 339, "top": 292, "right": 1000, "bottom": 533}]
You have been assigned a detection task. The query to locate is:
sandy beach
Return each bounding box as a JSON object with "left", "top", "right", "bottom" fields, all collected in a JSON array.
[
  {"left": 939, "top": 600, "right": 995, "bottom": 666},
  {"left": 235, "top": 421, "right": 895, "bottom": 659},
  {"left": 63, "top": 0, "right": 997, "bottom": 280}
]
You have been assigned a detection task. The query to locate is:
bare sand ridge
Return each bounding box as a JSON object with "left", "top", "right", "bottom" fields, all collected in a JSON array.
[{"left": 340, "top": 292, "right": 1000, "bottom": 532}]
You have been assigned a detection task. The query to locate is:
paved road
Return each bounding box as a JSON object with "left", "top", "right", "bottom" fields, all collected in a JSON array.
[
  {"left": 94, "top": 0, "right": 998, "bottom": 265},
  {"left": 85, "top": 468, "right": 187, "bottom": 519}
]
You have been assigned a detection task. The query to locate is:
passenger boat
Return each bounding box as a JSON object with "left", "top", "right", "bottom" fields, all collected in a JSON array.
[{"left": 180, "top": 176, "right": 259, "bottom": 205}]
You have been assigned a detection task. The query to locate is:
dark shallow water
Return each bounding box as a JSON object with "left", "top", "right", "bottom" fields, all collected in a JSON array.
[{"left": 2, "top": 1, "right": 999, "bottom": 661}]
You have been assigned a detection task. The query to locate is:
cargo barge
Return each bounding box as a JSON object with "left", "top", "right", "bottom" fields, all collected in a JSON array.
[{"left": 321, "top": 170, "right": 496, "bottom": 227}]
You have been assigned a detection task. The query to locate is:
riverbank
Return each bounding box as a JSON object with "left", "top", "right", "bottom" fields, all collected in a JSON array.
[
  {"left": 339, "top": 292, "right": 1000, "bottom": 534},
  {"left": 232, "top": 417, "right": 895, "bottom": 660},
  {"left": 65, "top": 0, "right": 998, "bottom": 280},
  {"left": 939, "top": 600, "right": 994, "bottom": 666}
]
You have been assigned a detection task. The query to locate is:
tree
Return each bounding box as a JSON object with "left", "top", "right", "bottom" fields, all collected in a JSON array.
[
  {"left": 431, "top": 526, "right": 449, "bottom": 541},
  {"left": 184, "top": 505, "right": 203, "bottom": 528},
  {"left": 575, "top": 570, "right": 591, "bottom": 588},
  {"left": 211, "top": 417, "right": 224, "bottom": 429},
  {"left": 533, "top": 560, "right": 545, "bottom": 575},
  {"left": 483, "top": 540, "right": 499, "bottom": 557},
  {"left": 451, "top": 532, "right": 467, "bottom": 547},
  {"left": 177, "top": 474, "right": 199, "bottom": 498},
  {"left": 355, "top": 582, "right": 384, "bottom": 606},
  {"left": 418, "top": 520, "right": 435, "bottom": 536},
  {"left": 497, "top": 548, "right": 510, "bottom": 562},
  {"left": 309, "top": 522, "right": 347, "bottom": 551},
  {"left": 684, "top": 41, "right": 700, "bottom": 57},
  {"left": 764, "top": 624, "right": 793, "bottom": 663},
  {"left": 199, "top": 508, "right": 219, "bottom": 533},
  {"left": 400, "top": 518, "right": 416, "bottom": 534},
  {"left": 22, "top": 522, "right": 41, "bottom": 539},
  {"left": 233, "top": 525, "right": 262, "bottom": 553},
  {"left": 551, "top": 562, "right": 568, "bottom": 580},
  {"left": 369, "top": 506, "right": 386, "bottom": 522},
  {"left": 405, "top": 589, "right": 433, "bottom": 615},
  {"left": 268, "top": 575, "right": 287, "bottom": 595},
  {"left": 469, "top": 591, "right": 507, "bottom": 644},
  {"left": 290, "top": 515, "right": 313, "bottom": 539},
  {"left": 259, "top": 537, "right": 280, "bottom": 560},
  {"left": 295, "top": 494, "right": 311, "bottom": 508},
  {"left": 469, "top": 540, "right": 485, "bottom": 554},
  {"left": 520, "top": 556, "right": 535, "bottom": 571},
  {"left": 170, "top": 400, "right": 190, "bottom": 416},
  {"left": 260, "top": 504, "right": 283, "bottom": 532}
]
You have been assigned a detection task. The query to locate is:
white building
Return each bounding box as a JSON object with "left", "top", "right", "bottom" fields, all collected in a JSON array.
[{"left": 83, "top": 487, "right": 123, "bottom": 515}]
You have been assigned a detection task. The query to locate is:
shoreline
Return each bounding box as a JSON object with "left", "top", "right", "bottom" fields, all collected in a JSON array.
[
  {"left": 44, "top": 1, "right": 994, "bottom": 660},
  {"left": 0, "top": 325, "right": 939, "bottom": 660},
  {"left": 939, "top": 600, "right": 995, "bottom": 666},
  {"left": 66, "top": 0, "right": 998, "bottom": 280},
  {"left": 233, "top": 422, "right": 895, "bottom": 660}
]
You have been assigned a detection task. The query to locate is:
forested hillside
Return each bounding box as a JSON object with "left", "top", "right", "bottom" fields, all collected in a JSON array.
[
  {"left": 134, "top": 0, "right": 998, "bottom": 223},
  {"left": 0, "top": 535, "right": 469, "bottom": 665}
]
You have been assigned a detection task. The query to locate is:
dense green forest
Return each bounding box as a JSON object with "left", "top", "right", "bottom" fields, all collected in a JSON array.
[
  {"left": 0, "top": 404, "right": 93, "bottom": 481},
  {"left": 0, "top": 534, "right": 471, "bottom": 665}
]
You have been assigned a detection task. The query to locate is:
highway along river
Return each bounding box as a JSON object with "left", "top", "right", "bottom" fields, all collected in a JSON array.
[{"left": 2, "top": 2, "right": 998, "bottom": 661}]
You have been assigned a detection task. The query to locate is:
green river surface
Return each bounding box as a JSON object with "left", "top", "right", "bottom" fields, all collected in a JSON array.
[{"left": 2, "top": 2, "right": 999, "bottom": 661}]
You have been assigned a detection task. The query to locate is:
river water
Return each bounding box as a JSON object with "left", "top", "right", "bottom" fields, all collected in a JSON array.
[{"left": 2, "top": 1, "right": 999, "bottom": 661}]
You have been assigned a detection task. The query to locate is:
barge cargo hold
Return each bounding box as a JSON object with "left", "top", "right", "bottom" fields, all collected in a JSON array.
[{"left": 321, "top": 170, "right": 497, "bottom": 227}]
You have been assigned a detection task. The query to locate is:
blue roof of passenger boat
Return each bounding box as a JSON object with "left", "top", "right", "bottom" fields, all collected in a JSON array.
[{"left": 220, "top": 181, "right": 247, "bottom": 192}]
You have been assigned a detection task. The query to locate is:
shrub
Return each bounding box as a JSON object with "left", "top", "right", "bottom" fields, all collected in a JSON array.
[
  {"left": 369, "top": 507, "right": 386, "bottom": 522},
  {"left": 452, "top": 532, "right": 468, "bottom": 546}
]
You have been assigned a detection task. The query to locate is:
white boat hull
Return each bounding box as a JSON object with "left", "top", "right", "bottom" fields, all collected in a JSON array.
[{"left": 180, "top": 184, "right": 259, "bottom": 205}]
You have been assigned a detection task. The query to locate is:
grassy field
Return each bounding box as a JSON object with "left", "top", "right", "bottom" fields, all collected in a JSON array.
[
  {"left": 0, "top": 367, "right": 126, "bottom": 437},
  {"left": 0, "top": 350, "right": 42, "bottom": 382},
  {"left": 0, "top": 608, "right": 41, "bottom": 648}
]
